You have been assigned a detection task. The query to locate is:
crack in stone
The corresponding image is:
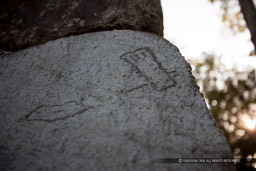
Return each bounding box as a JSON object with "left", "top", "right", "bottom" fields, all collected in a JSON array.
[
  {"left": 19, "top": 101, "right": 94, "bottom": 123},
  {"left": 117, "top": 84, "right": 148, "bottom": 94}
]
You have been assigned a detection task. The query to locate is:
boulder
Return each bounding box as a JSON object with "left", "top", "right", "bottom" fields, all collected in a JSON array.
[
  {"left": 0, "top": 0, "right": 163, "bottom": 52},
  {"left": 0, "top": 30, "right": 234, "bottom": 170}
]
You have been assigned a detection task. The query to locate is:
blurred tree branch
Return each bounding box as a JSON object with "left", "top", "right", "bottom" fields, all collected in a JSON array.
[{"left": 238, "top": 0, "right": 256, "bottom": 54}]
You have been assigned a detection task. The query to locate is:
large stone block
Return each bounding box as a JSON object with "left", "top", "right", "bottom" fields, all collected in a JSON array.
[
  {"left": 0, "top": 0, "right": 163, "bottom": 52},
  {"left": 0, "top": 30, "right": 234, "bottom": 170}
]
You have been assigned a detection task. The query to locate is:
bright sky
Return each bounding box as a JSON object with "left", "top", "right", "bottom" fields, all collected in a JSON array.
[{"left": 161, "top": 0, "right": 256, "bottom": 70}]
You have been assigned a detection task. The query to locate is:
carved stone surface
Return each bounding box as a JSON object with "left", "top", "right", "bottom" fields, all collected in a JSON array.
[
  {"left": 0, "top": 0, "right": 163, "bottom": 52},
  {"left": 0, "top": 30, "right": 234, "bottom": 170}
]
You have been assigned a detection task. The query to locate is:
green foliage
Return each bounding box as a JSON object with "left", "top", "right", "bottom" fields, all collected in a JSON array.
[{"left": 189, "top": 53, "right": 256, "bottom": 168}]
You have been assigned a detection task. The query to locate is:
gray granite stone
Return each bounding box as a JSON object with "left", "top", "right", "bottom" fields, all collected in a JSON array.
[
  {"left": 0, "top": 0, "right": 163, "bottom": 52},
  {"left": 0, "top": 30, "right": 234, "bottom": 170}
]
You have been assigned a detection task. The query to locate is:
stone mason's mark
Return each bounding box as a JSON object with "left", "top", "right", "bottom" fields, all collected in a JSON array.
[
  {"left": 120, "top": 47, "right": 177, "bottom": 91},
  {"left": 20, "top": 101, "right": 94, "bottom": 123}
]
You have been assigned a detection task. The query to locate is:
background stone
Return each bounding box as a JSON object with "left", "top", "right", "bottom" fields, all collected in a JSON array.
[
  {"left": 0, "top": 0, "right": 163, "bottom": 52},
  {"left": 0, "top": 30, "right": 234, "bottom": 170}
]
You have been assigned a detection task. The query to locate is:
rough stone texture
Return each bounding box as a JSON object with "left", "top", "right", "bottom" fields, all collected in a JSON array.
[
  {"left": 0, "top": 0, "right": 163, "bottom": 52},
  {"left": 0, "top": 30, "right": 234, "bottom": 170}
]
